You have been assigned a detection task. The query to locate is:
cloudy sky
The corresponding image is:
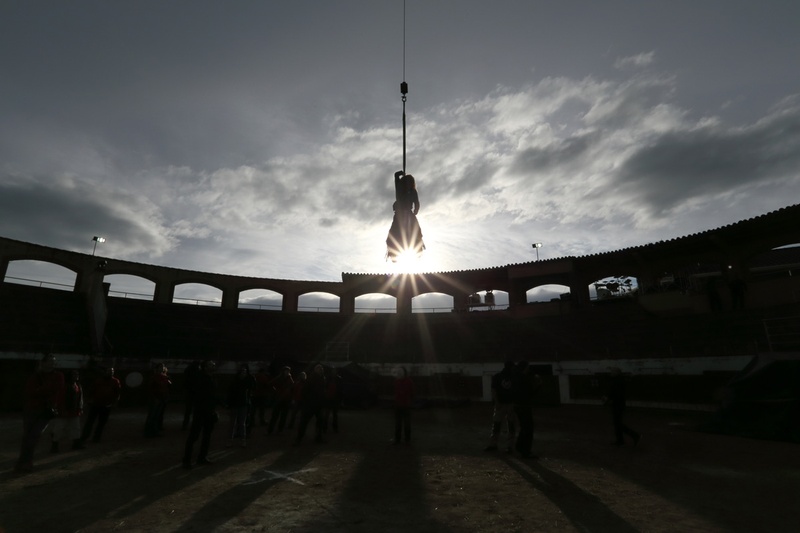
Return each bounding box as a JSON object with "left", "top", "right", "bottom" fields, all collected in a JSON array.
[{"left": 3, "top": 1, "right": 800, "bottom": 294}]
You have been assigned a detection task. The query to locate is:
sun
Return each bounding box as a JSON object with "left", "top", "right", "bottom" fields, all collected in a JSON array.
[{"left": 390, "top": 249, "right": 433, "bottom": 274}]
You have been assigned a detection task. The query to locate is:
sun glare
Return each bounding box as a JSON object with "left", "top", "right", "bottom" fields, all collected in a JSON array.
[{"left": 390, "top": 249, "right": 432, "bottom": 274}]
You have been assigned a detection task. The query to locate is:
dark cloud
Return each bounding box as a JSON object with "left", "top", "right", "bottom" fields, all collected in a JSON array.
[
  {"left": 417, "top": 157, "right": 501, "bottom": 209},
  {"left": 510, "top": 132, "right": 600, "bottom": 175},
  {"left": 318, "top": 217, "right": 337, "bottom": 228},
  {"left": 0, "top": 176, "right": 172, "bottom": 257},
  {"left": 618, "top": 103, "right": 800, "bottom": 213}
]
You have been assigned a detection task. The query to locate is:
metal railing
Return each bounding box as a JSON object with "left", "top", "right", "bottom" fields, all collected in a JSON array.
[
  {"left": 3, "top": 276, "right": 74, "bottom": 290},
  {"left": 108, "top": 290, "right": 154, "bottom": 301}
]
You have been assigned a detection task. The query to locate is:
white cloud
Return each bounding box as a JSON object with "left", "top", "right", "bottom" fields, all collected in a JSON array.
[
  {"left": 3, "top": 52, "right": 800, "bottom": 279},
  {"left": 614, "top": 51, "right": 656, "bottom": 70}
]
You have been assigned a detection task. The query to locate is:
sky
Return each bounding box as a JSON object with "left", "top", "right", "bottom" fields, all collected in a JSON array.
[{"left": 2, "top": 1, "right": 800, "bottom": 303}]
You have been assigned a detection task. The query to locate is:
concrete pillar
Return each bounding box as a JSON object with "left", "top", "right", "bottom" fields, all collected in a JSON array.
[
  {"left": 154, "top": 282, "right": 175, "bottom": 305},
  {"left": 509, "top": 284, "right": 527, "bottom": 308},
  {"left": 569, "top": 275, "right": 591, "bottom": 308},
  {"left": 283, "top": 291, "right": 299, "bottom": 312},
  {"left": 397, "top": 292, "right": 412, "bottom": 314},
  {"left": 339, "top": 294, "right": 355, "bottom": 314},
  {"left": 221, "top": 287, "right": 238, "bottom": 310},
  {"left": 453, "top": 293, "right": 470, "bottom": 312}
]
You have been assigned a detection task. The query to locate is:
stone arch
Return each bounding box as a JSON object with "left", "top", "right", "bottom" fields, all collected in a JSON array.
[
  {"left": 104, "top": 273, "right": 156, "bottom": 300},
  {"left": 298, "top": 291, "right": 340, "bottom": 313},
  {"left": 412, "top": 292, "right": 454, "bottom": 313},
  {"left": 238, "top": 288, "right": 283, "bottom": 310},
  {"left": 526, "top": 284, "right": 570, "bottom": 303},
  {"left": 173, "top": 282, "right": 223, "bottom": 306},
  {"left": 354, "top": 293, "right": 397, "bottom": 313},
  {"left": 3, "top": 259, "right": 78, "bottom": 291}
]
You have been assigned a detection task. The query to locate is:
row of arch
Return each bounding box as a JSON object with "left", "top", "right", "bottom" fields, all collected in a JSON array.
[
  {"left": 3, "top": 260, "right": 583, "bottom": 313},
  {"left": 2, "top": 203, "right": 799, "bottom": 316}
]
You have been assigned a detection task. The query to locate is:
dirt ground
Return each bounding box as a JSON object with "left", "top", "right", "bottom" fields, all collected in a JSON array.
[{"left": 1, "top": 402, "right": 799, "bottom": 533}]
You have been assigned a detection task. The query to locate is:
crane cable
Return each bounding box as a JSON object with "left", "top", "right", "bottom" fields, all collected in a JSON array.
[{"left": 401, "top": 0, "right": 408, "bottom": 174}]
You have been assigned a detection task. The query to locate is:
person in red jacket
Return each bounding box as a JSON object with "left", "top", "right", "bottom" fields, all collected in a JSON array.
[
  {"left": 15, "top": 354, "right": 65, "bottom": 474},
  {"left": 250, "top": 367, "right": 272, "bottom": 427},
  {"left": 144, "top": 363, "right": 171, "bottom": 437},
  {"left": 268, "top": 366, "right": 294, "bottom": 435},
  {"left": 393, "top": 366, "right": 414, "bottom": 445},
  {"left": 287, "top": 371, "right": 306, "bottom": 429},
  {"left": 79, "top": 366, "right": 122, "bottom": 446},
  {"left": 49, "top": 369, "right": 84, "bottom": 452}
]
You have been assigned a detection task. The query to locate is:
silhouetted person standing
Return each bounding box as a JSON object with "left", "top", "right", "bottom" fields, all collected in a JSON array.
[
  {"left": 80, "top": 366, "right": 121, "bottom": 445},
  {"left": 144, "top": 362, "right": 171, "bottom": 437},
  {"left": 287, "top": 371, "right": 307, "bottom": 429},
  {"left": 294, "top": 364, "right": 326, "bottom": 445},
  {"left": 323, "top": 367, "right": 342, "bottom": 434},
  {"left": 15, "top": 354, "right": 64, "bottom": 474},
  {"left": 605, "top": 367, "right": 640, "bottom": 446},
  {"left": 49, "top": 369, "right": 83, "bottom": 452},
  {"left": 394, "top": 367, "right": 414, "bottom": 445},
  {"left": 513, "top": 361, "right": 541, "bottom": 459},
  {"left": 182, "top": 361, "right": 200, "bottom": 430},
  {"left": 183, "top": 360, "right": 219, "bottom": 468},
  {"left": 268, "top": 366, "right": 294, "bottom": 435},
  {"left": 227, "top": 363, "right": 254, "bottom": 446},
  {"left": 485, "top": 360, "right": 517, "bottom": 453}
]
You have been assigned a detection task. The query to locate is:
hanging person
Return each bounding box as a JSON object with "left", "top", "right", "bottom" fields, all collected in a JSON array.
[{"left": 386, "top": 169, "right": 425, "bottom": 261}]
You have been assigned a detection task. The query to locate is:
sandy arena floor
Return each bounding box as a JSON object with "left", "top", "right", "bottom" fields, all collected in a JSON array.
[{"left": 1, "top": 403, "right": 799, "bottom": 533}]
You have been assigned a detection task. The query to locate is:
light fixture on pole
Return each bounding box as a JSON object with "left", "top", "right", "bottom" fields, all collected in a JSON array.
[
  {"left": 92, "top": 236, "right": 106, "bottom": 256},
  {"left": 532, "top": 242, "right": 542, "bottom": 261}
]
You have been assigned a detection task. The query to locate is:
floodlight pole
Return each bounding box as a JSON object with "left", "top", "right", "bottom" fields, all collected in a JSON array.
[
  {"left": 532, "top": 242, "right": 542, "bottom": 261},
  {"left": 92, "top": 236, "right": 105, "bottom": 256}
]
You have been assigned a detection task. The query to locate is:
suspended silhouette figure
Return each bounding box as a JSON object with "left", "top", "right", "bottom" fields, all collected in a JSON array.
[
  {"left": 385, "top": 3, "right": 424, "bottom": 262},
  {"left": 386, "top": 169, "right": 425, "bottom": 261}
]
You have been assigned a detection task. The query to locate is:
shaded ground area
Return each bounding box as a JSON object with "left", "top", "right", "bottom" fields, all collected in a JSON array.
[{"left": 1, "top": 403, "right": 799, "bottom": 532}]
